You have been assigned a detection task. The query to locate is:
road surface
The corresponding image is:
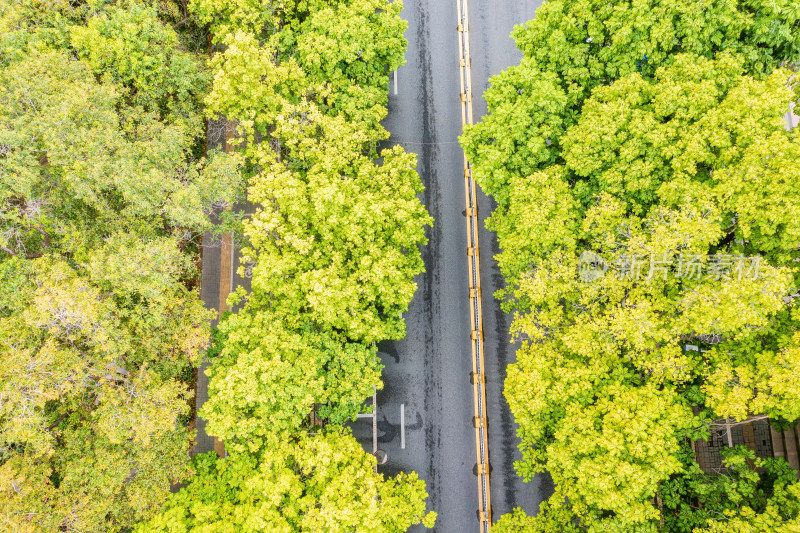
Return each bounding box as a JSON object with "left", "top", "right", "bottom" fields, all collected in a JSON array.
[{"left": 350, "top": 1, "right": 554, "bottom": 531}]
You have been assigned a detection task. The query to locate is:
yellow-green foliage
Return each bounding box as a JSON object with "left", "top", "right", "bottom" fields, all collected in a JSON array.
[
  {"left": 196, "top": 0, "right": 431, "bottom": 449},
  {"left": 0, "top": 3, "right": 243, "bottom": 532},
  {"left": 137, "top": 431, "right": 436, "bottom": 533},
  {"left": 462, "top": 1, "right": 800, "bottom": 530},
  {"left": 140, "top": 1, "right": 436, "bottom": 531}
]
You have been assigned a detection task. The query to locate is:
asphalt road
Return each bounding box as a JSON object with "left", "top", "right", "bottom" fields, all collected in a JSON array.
[{"left": 349, "top": 1, "right": 554, "bottom": 531}]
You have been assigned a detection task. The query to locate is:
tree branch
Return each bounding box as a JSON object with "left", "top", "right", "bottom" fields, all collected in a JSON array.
[
  {"left": 716, "top": 230, "right": 737, "bottom": 249},
  {"left": 173, "top": 17, "right": 192, "bottom": 29},
  {"left": 35, "top": 225, "right": 51, "bottom": 248},
  {"left": 47, "top": 411, "right": 71, "bottom": 431}
]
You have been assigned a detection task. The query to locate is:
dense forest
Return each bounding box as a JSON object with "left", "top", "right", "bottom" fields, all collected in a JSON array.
[
  {"left": 461, "top": 0, "right": 800, "bottom": 531},
  {"left": 0, "top": 1, "right": 433, "bottom": 531}
]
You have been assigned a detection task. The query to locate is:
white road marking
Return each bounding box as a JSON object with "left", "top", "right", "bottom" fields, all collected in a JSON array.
[
  {"left": 394, "top": 70, "right": 398, "bottom": 95},
  {"left": 400, "top": 403, "right": 405, "bottom": 449}
]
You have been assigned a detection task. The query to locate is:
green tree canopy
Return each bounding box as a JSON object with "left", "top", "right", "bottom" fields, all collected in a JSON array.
[
  {"left": 242, "top": 109, "right": 431, "bottom": 342},
  {"left": 499, "top": 55, "right": 800, "bottom": 531},
  {"left": 71, "top": 3, "right": 208, "bottom": 129},
  {"left": 195, "top": 1, "right": 429, "bottom": 345},
  {"left": 0, "top": 2, "right": 242, "bottom": 531},
  {"left": 194, "top": 0, "right": 429, "bottom": 444},
  {"left": 200, "top": 310, "right": 382, "bottom": 453},
  {"left": 462, "top": 0, "right": 800, "bottom": 211},
  {"left": 496, "top": 447, "right": 800, "bottom": 533},
  {"left": 162, "top": 0, "right": 435, "bottom": 530},
  {"left": 197, "top": 0, "right": 406, "bottom": 140},
  {"left": 137, "top": 430, "right": 436, "bottom": 533},
  {"left": 462, "top": 3, "right": 800, "bottom": 527},
  {"left": 0, "top": 48, "right": 241, "bottom": 258}
]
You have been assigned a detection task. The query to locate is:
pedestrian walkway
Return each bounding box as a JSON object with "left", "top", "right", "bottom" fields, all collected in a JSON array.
[
  {"left": 772, "top": 420, "right": 800, "bottom": 477},
  {"left": 694, "top": 416, "right": 800, "bottom": 478},
  {"left": 193, "top": 117, "right": 255, "bottom": 457}
]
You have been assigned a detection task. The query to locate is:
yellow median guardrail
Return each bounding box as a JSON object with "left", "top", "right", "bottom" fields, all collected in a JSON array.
[{"left": 456, "top": 1, "right": 492, "bottom": 530}]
